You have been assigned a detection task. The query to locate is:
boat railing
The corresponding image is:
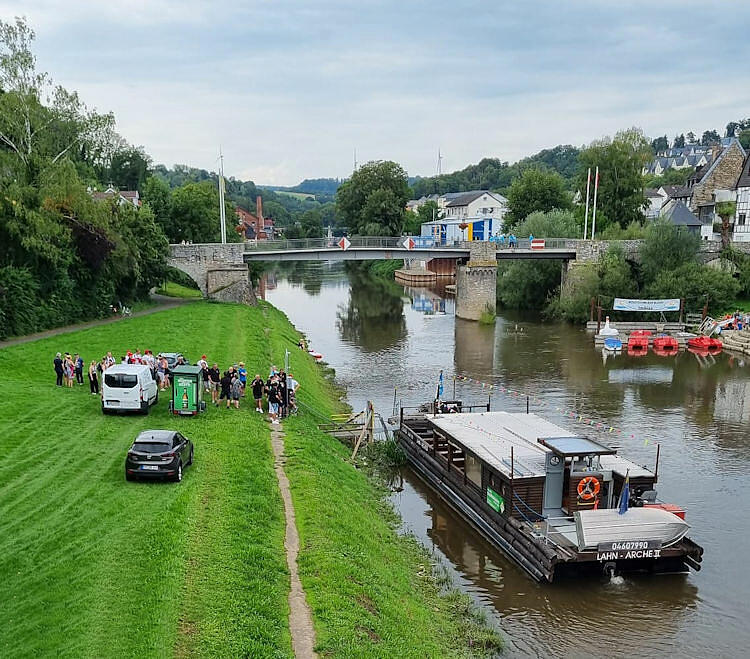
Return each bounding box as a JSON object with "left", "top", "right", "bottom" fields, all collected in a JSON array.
[{"left": 535, "top": 515, "right": 686, "bottom": 549}]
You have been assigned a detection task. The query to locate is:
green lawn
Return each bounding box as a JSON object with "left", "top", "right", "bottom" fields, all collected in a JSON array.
[
  {"left": 155, "top": 281, "right": 203, "bottom": 299},
  {"left": 0, "top": 303, "right": 291, "bottom": 658},
  {"left": 0, "top": 301, "right": 500, "bottom": 658}
]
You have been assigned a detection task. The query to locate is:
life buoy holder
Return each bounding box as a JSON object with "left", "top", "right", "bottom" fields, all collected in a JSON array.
[{"left": 577, "top": 476, "right": 600, "bottom": 501}]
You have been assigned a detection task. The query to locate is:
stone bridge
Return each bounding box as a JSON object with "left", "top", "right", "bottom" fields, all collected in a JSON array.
[
  {"left": 168, "top": 243, "right": 255, "bottom": 305},
  {"left": 168, "top": 238, "right": 748, "bottom": 316}
]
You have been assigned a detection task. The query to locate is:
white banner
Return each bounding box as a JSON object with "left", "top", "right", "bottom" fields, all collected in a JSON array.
[{"left": 612, "top": 298, "right": 681, "bottom": 312}]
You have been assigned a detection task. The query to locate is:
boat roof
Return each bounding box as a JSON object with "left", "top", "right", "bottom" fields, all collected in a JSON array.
[
  {"left": 426, "top": 411, "right": 654, "bottom": 480},
  {"left": 428, "top": 412, "right": 569, "bottom": 478}
]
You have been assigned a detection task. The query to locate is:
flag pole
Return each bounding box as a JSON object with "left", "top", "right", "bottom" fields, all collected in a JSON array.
[
  {"left": 590, "top": 166, "right": 599, "bottom": 241},
  {"left": 583, "top": 167, "right": 591, "bottom": 240},
  {"left": 218, "top": 147, "right": 227, "bottom": 244}
]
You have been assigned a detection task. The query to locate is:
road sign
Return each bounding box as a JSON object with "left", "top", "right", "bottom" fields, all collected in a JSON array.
[
  {"left": 530, "top": 239, "right": 546, "bottom": 250},
  {"left": 402, "top": 236, "right": 416, "bottom": 250},
  {"left": 337, "top": 236, "right": 351, "bottom": 250}
]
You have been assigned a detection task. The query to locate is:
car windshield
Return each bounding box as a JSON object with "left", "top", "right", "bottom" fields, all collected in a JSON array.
[
  {"left": 132, "top": 442, "right": 170, "bottom": 453},
  {"left": 105, "top": 373, "right": 138, "bottom": 388}
]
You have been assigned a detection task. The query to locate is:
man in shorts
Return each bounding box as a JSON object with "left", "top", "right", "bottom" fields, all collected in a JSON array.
[
  {"left": 251, "top": 374, "right": 265, "bottom": 412},
  {"left": 208, "top": 363, "right": 221, "bottom": 405},
  {"left": 286, "top": 372, "right": 299, "bottom": 414},
  {"left": 266, "top": 375, "right": 281, "bottom": 425},
  {"left": 230, "top": 372, "right": 242, "bottom": 409}
]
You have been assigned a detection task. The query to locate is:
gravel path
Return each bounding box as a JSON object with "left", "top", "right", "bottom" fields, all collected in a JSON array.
[{"left": 270, "top": 424, "right": 317, "bottom": 658}]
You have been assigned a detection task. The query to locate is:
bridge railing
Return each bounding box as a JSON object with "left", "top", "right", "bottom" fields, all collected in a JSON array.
[{"left": 243, "top": 236, "right": 580, "bottom": 252}]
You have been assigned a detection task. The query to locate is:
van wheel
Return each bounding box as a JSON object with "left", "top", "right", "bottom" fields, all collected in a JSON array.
[
  {"left": 154, "top": 390, "right": 159, "bottom": 405},
  {"left": 140, "top": 400, "right": 149, "bottom": 415}
]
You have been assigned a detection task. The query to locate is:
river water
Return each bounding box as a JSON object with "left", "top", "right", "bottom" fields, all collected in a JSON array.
[{"left": 264, "top": 262, "right": 750, "bottom": 658}]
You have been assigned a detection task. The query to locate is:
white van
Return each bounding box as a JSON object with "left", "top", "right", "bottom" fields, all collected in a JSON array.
[{"left": 102, "top": 364, "right": 159, "bottom": 415}]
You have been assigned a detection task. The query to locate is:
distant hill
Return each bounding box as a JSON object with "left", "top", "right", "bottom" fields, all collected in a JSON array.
[
  {"left": 410, "top": 145, "right": 580, "bottom": 197},
  {"left": 261, "top": 177, "right": 342, "bottom": 197}
]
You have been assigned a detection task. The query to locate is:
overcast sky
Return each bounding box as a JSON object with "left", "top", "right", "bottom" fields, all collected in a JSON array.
[{"left": 3, "top": 1, "right": 750, "bottom": 185}]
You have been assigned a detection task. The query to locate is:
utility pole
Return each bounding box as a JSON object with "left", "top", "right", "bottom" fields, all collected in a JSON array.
[
  {"left": 353, "top": 148, "right": 358, "bottom": 172},
  {"left": 437, "top": 148, "right": 443, "bottom": 175},
  {"left": 218, "top": 148, "right": 227, "bottom": 244}
]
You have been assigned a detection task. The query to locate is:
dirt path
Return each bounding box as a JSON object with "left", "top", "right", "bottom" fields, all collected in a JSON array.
[
  {"left": 270, "top": 425, "right": 317, "bottom": 658},
  {"left": 0, "top": 295, "right": 193, "bottom": 349}
]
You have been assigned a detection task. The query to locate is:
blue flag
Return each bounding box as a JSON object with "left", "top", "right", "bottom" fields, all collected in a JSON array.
[
  {"left": 618, "top": 471, "right": 630, "bottom": 515},
  {"left": 438, "top": 370, "right": 444, "bottom": 398}
]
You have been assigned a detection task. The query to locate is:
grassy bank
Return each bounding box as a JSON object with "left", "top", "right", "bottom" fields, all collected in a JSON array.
[
  {"left": 0, "top": 301, "right": 500, "bottom": 657},
  {"left": 263, "top": 309, "right": 502, "bottom": 657},
  {"left": 156, "top": 280, "right": 203, "bottom": 299}
]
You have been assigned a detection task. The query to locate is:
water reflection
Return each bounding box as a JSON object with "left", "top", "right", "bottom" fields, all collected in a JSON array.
[
  {"left": 265, "top": 262, "right": 750, "bottom": 657},
  {"left": 336, "top": 265, "right": 406, "bottom": 351}
]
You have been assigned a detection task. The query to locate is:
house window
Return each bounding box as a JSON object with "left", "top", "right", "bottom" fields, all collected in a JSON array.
[{"left": 740, "top": 214, "right": 746, "bottom": 226}]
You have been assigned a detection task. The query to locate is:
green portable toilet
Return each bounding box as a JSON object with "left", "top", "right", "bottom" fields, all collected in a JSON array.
[{"left": 170, "top": 365, "right": 206, "bottom": 415}]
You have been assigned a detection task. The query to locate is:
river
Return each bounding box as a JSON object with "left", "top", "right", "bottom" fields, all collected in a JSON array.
[{"left": 264, "top": 262, "right": 750, "bottom": 658}]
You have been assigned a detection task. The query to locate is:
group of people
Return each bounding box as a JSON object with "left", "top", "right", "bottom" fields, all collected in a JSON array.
[
  {"left": 195, "top": 357, "right": 299, "bottom": 423},
  {"left": 53, "top": 349, "right": 302, "bottom": 424},
  {"left": 489, "top": 232, "right": 533, "bottom": 247},
  {"left": 722, "top": 310, "right": 749, "bottom": 331}
]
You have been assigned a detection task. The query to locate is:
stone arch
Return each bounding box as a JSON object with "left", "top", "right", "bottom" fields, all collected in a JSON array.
[{"left": 166, "top": 258, "right": 208, "bottom": 297}]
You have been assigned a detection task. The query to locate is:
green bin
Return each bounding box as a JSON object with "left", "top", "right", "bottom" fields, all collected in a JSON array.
[{"left": 170, "top": 365, "right": 206, "bottom": 415}]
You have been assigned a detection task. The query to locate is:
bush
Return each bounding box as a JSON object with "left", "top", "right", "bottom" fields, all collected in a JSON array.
[{"left": 640, "top": 220, "right": 700, "bottom": 282}]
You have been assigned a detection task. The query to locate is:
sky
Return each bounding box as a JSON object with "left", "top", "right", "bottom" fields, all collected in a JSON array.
[{"left": 2, "top": 0, "right": 750, "bottom": 186}]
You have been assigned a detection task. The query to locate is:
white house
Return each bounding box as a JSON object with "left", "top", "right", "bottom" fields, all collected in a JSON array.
[
  {"left": 91, "top": 185, "right": 141, "bottom": 208},
  {"left": 734, "top": 154, "right": 750, "bottom": 242},
  {"left": 644, "top": 188, "right": 667, "bottom": 219},
  {"left": 420, "top": 190, "right": 508, "bottom": 243}
]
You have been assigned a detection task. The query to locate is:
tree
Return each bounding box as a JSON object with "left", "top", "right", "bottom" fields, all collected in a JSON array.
[
  {"left": 577, "top": 128, "right": 651, "bottom": 229},
  {"left": 0, "top": 17, "right": 115, "bottom": 176},
  {"left": 299, "top": 209, "right": 324, "bottom": 238},
  {"left": 739, "top": 129, "right": 750, "bottom": 151},
  {"left": 716, "top": 201, "right": 737, "bottom": 250},
  {"left": 108, "top": 146, "right": 150, "bottom": 191},
  {"left": 651, "top": 136, "right": 669, "bottom": 153},
  {"left": 142, "top": 176, "right": 172, "bottom": 234},
  {"left": 169, "top": 181, "right": 237, "bottom": 243},
  {"left": 336, "top": 160, "right": 410, "bottom": 235},
  {"left": 640, "top": 219, "right": 700, "bottom": 282},
  {"left": 673, "top": 134, "right": 685, "bottom": 148},
  {"left": 645, "top": 262, "right": 739, "bottom": 313},
  {"left": 701, "top": 130, "right": 721, "bottom": 146},
  {"left": 686, "top": 131, "right": 696, "bottom": 144},
  {"left": 504, "top": 168, "right": 571, "bottom": 228}
]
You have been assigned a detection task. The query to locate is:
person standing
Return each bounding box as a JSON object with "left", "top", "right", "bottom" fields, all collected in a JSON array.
[
  {"left": 74, "top": 354, "right": 84, "bottom": 385},
  {"left": 54, "top": 353, "right": 64, "bottom": 387},
  {"left": 251, "top": 374, "right": 265, "bottom": 413},
  {"left": 219, "top": 370, "right": 232, "bottom": 409},
  {"left": 267, "top": 375, "right": 281, "bottom": 425},
  {"left": 208, "top": 363, "right": 221, "bottom": 405},
  {"left": 278, "top": 369, "right": 288, "bottom": 418},
  {"left": 88, "top": 360, "right": 99, "bottom": 395},
  {"left": 64, "top": 354, "right": 75, "bottom": 388},
  {"left": 105, "top": 352, "right": 115, "bottom": 369},
  {"left": 287, "top": 372, "right": 299, "bottom": 414},
  {"left": 230, "top": 372, "right": 242, "bottom": 409},
  {"left": 197, "top": 355, "right": 209, "bottom": 392},
  {"left": 238, "top": 362, "right": 247, "bottom": 396}
]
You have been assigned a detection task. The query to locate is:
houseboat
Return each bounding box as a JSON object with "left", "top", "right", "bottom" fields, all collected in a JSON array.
[{"left": 396, "top": 406, "right": 703, "bottom": 583}]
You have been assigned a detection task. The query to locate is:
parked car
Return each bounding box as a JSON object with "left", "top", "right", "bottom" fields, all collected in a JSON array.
[
  {"left": 160, "top": 352, "right": 189, "bottom": 368},
  {"left": 125, "top": 430, "right": 194, "bottom": 482},
  {"left": 102, "top": 364, "right": 159, "bottom": 414}
]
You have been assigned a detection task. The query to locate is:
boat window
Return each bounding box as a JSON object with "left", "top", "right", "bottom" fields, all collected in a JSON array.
[{"left": 465, "top": 453, "right": 481, "bottom": 487}]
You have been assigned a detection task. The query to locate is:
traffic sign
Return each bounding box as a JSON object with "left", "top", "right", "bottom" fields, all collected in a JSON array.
[
  {"left": 530, "top": 239, "right": 546, "bottom": 250},
  {"left": 402, "top": 236, "right": 416, "bottom": 250},
  {"left": 337, "top": 236, "right": 351, "bottom": 250}
]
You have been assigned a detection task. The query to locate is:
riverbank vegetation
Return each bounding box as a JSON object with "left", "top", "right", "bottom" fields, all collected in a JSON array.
[{"left": 0, "top": 301, "right": 501, "bottom": 657}]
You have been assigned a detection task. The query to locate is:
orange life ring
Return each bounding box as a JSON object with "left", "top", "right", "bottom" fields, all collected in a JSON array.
[{"left": 577, "top": 476, "right": 600, "bottom": 501}]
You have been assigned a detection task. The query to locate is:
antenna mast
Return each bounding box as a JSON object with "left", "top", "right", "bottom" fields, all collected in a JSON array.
[{"left": 437, "top": 148, "right": 443, "bottom": 175}]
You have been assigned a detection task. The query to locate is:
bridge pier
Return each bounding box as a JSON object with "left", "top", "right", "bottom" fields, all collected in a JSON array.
[
  {"left": 168, "top": 244, "right": 256, "bottom": 305},
  {"left": 455, "top": 243, "right": 497, "bottom": 322}
]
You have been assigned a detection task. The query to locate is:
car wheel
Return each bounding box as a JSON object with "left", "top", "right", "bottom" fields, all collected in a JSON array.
[
  {"left": 125, "top": 472, "right": 136, "bottom": 482},
  {"left": 173, "top": 462, "right": 183, "bottom": 483},
  {"left": 187, "top": 447, "right": 194, "bottom": 466}
]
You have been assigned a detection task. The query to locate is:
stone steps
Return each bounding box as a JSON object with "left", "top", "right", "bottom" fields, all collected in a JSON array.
[{"left": 722, "top": 329, "right": 750, "bottom": 355}]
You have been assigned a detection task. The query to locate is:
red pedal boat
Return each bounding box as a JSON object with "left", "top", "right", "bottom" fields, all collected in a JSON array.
[
  {"left": 627, "top": 330, "right": 650, "bottom": 354},
  {"left": 652, "top": 334, "right": 678, "bottom": 355},
  {"left": 687, "top": 335, "right": 722, "bottom": 354}
]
